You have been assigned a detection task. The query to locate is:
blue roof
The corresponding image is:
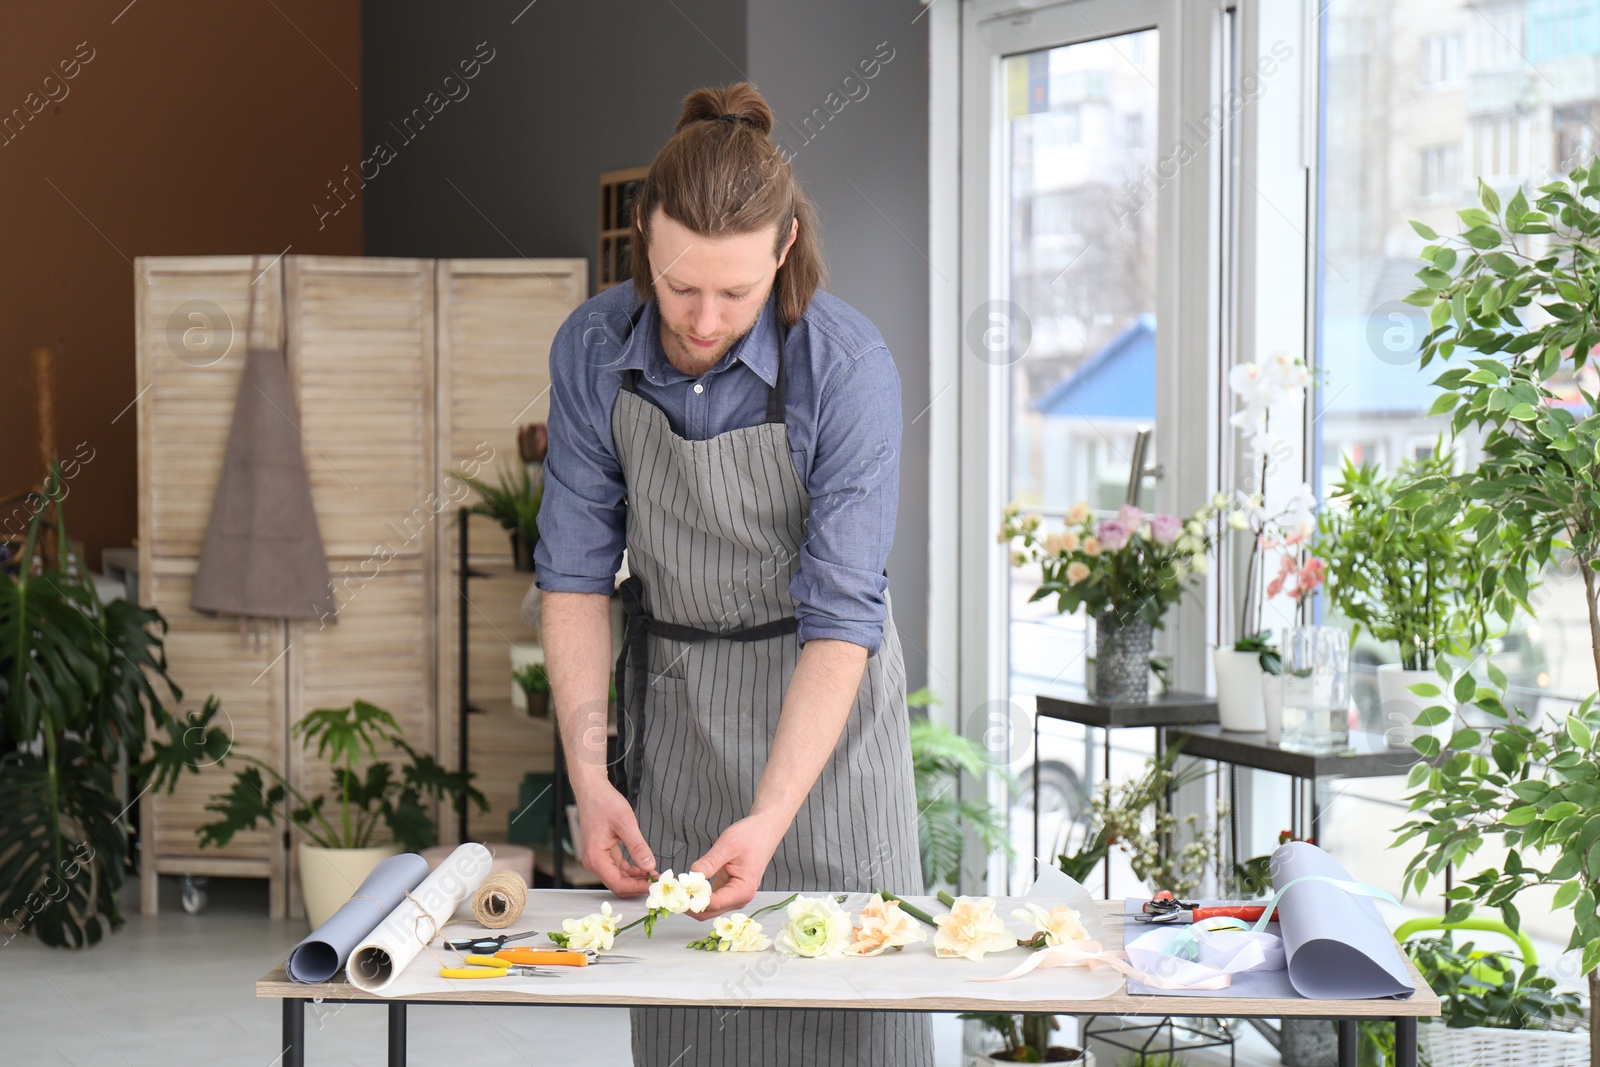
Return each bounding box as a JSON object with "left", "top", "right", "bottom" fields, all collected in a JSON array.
[{"left": 1033, "top": 313, "right": 1155, "bottom": 419}]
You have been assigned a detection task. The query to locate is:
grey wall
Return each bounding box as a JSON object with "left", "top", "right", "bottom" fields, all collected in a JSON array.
[
  {"left": 362, "top": 0, "right": 931, "bottom": 688},
  {"left": 747, "top": 0, "right": 931, "bottom": 689}
]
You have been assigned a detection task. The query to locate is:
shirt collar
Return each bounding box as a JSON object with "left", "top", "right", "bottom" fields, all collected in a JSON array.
[{"left": 621, "top": 290, "right": 780, "bottom": 388}]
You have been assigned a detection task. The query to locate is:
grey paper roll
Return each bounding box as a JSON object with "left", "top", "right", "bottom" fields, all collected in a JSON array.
[
  {"left": 286, "top": 853, "right": 431, "bottom": 984},
  {"left": 1272, "top": 841, "right": 1413, "bottom": 999}
]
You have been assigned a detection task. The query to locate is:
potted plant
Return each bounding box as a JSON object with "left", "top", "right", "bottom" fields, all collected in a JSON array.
[
  {"left": 1085, "top": 741, "right": 1217, "bottom": 897},
  {"left": 907, "top": 687, "right": 1017, "bottom": 891},
  {"left": 0, "top": 482, "right": 227, "bottom": 949},
  {"left": 191, "top": 698, "right": 487, "bottom": 927},
  {"left": 958, "top": 1011, "right": 1093, "bottom": 1065},
  {"left": 1395, "top": 156, "right": 1600, "bottom": 1067},
  {"left": 455, "top": 460, "right": 542, "bottom": 572},
  {"left": 514, "top": 661, "right": 551, "bottom": 718},
  {"left": 1000, "top": 499, "right": 1230, "bottom": 704},
  {"left": 1313, "top": 453, "right": 1499, "bottom": 747}
]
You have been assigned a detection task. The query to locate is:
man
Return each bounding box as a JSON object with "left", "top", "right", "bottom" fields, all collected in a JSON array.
[{"left": 535, "top": 82, "right": 933, "bottom": 1066}]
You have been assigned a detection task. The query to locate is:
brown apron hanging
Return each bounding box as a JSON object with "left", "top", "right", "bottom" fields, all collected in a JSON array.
[{"left": 190, "top": 255, "right": 336, "bottom": 626}]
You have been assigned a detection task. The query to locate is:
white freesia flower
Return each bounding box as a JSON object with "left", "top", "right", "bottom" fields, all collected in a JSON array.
[
  {"left": 775, "top": 894, "right": 853, "bottom": 959},
  {"left": 646, "top": 869, "right": 711, "bottom": 915},
  {"left": 560, "top": 901, "right": 621, "bottom": 952},
  {"left": 1012, "top": 902, "right": 1089, "bottom": 947},
  {"left": 711, "top": 913, "right": 772, "bottom": 953},
  {"left": 844, "top": 894, "right": 929, "bottom": 957},
  {"left": 932, "top": 896, "right": 1017, "bottom": 961}
]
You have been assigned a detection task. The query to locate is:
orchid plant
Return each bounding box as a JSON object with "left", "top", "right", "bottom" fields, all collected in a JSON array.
[
  {"left": 1226, "top": 352, "right": 1317, "bottom": 662},
  {"left": 999, "top": 499, "right": 1231, "bottom": 629}
]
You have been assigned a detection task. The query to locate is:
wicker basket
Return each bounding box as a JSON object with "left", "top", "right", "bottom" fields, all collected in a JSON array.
[{"left": 1419, "top": 1024, "right": 1588, "bottom": 1067}]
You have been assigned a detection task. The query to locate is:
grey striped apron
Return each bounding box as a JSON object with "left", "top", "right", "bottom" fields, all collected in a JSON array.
[{"left": 608, "top": 303, "right": 934, "bottom": 1067}]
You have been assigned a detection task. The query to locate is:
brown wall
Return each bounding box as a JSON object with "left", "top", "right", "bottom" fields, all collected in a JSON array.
[{"left": 0, "top": 1, "right": 363, "bottom": 568}]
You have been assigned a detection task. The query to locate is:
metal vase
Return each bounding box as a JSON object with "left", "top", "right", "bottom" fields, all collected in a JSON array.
[{"left": 1094, "top": 607, "right": 1152, "bottom": 704}]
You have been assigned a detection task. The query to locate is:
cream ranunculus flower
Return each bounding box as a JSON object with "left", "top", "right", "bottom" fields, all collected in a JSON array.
[
  {"left": 1012, "top": 902, "right": 1089, "bottom": 948},
  {"left": 775, "top": 894, "right": 853, "bottom": 959},
  {"left": 932, "top": 896, "right": 1017, "bottom": 961},
  {"left": 1065, "top": 561, "right": 1091, "bottom": 584},
  {"left": 843, "top": 893, "right": 929, "bottom": 957},
  {"left": 1065, "top": 501, "right": 1090, "bottom": 525},
  {"left": 711, "top": 913, "right": 773, "bottom": 953},
  {"left": 1061, "top": 529, "right": 1081, "bottom": 553},
  {"left": 1082, "top": 536, "right": 1102, "bottom": 557},
  {"left": 1042, "top": 531, "right": 1068, "bottom": 555},
  {"left": 561, "top": 901, "right": 621, "bottom": 952}
]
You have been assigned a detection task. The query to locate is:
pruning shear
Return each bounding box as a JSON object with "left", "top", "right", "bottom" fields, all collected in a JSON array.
[
  {"left": 443, "top": 929, "right": 542, "bottom": 953},
  {"left": 1135, "top": 890, "right": 1279, "bottom": 925},
  {"left": 494, "top": 948, "right": 645, "bottom": 967},
  {"left": 438, "top": 954, "right": 563, "bottom": 980}
]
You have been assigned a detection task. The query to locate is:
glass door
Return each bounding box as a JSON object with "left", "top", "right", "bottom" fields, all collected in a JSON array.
[{"left": 960, "top": 0, "right": 1224, "bottom": 894}]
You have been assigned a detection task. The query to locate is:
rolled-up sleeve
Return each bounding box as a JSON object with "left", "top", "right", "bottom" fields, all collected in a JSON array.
[
  {"left": 789, "top": 346, "right": 902, "bottom": 656},
  {"left": 533, "top": 322, "right": 627, "bottom": 594}
]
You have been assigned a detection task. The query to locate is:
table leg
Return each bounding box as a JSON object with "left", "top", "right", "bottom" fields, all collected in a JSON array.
[
  {"left": 1032, "top": 714, "right": 1041, "bottom": 883},
  {"left": 1310, "top": 779, "right": 1322, "bottom": 843},
  {"left": 1336, "top": 1019, "right": 1357, "bottom": 1067},
  {"left": 1394, "top": 1017, "right": 1417, "bottom": 1067},
  {"left": 1103, "top": 725, "right": 1112, "bottom": 899},
  {"left": 388, "top": 1002, "right": 407, "bottom": 1067},
  {"left": 281, "top": 999, "right": 305, "bottom": 1067}
]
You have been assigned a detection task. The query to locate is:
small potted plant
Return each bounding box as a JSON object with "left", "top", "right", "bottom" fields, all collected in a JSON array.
[
  {"left": 958, "top": 1012, "right": 1093, "bottom": 1065},
  {"left": 193, "top": 699, "right": 488, "bottom": 927},
  {"left": 907, "top": 688, "right": 1017, "bottom": 891},
  {"left": 1313, "top": 452, "right": 1501, "bottom": 745},
  {"left": 1000, "top": 499, "right": 1230, "bottom": 704},
  {"left": 454, "top": 460, "right": 542, "bottom": 572},
  {"left": 514, "top": 661, "right": 551, "bottom": 718}
]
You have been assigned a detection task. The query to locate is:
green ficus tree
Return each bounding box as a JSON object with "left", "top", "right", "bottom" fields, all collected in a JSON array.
[{"left": 1396, "top": 158, "right": 1600, "bottom": 1065}]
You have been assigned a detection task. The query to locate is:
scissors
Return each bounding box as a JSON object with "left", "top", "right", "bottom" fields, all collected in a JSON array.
[
  {"left": 443, "top": 929, "right": 543, "bottom": 953},
  {"left": 1135, "top": 890, "right": 1278, "bottom": 925},
  {"left": 494, "top": 947, "right": 645, "bottom": 967},
  {"left": 438, "top": 954, "right": 564, "bottom": 980}
]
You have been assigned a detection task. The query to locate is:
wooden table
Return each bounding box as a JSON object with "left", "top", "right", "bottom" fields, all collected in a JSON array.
[{"left": 257, "top": 902, "right": 1439, "bottom": 1066}]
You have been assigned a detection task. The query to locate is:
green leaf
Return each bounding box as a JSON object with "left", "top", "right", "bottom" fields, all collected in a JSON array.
[
  {"left": 1410, "top": 219, "right": 1440, "bottom": 240},
  {"left": 1567, "top": 715, "right": 1593, "bottom": 749},
  {"left": 1479, "top": 178, "right": 1501, "bottom": 215},
  {"left": 1463, "top": 226, "right": 1502, "bottom": 249},
  {"left": 1416, "top": 705, "right": 1453, "bottom": 727},
  {"left": 1544, "top": 801, "right": 1582, "bottom": 823},
  {"left": 1503, "top": 805, "right": 1538, "bottom": 826},
  {"left": 1454, "top": 672, "right": 1476, "bottom": 704},
  {"left": 1553, "top": 881, "right": 1582, "bottom": 909},
  {"left": 1409, "top": 682, "right": 1443, "bottom": 698},
  {"left": 1448, "top": 729, "right": 1482, "bottom": 750},
  {"left": 1508, "top": 403, "right": 1539, "bottom": 422}
]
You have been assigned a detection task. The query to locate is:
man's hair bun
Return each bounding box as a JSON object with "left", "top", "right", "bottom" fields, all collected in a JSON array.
[{"left": 675, "top": 83, "right": 775, "bottom": 136}]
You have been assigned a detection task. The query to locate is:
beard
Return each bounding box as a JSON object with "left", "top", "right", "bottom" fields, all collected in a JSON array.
[{"left": 659, "top": 315, "right": 758, "bottom": 374}]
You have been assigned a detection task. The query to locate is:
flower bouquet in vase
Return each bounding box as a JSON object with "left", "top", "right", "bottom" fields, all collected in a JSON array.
[{"left": 1001, "top": 499, "right": 1229, "bottom": 704}]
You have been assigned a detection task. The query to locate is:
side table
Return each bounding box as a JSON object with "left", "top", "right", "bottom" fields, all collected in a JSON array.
[{"left": 1032, "top": 688, "right": 1218, "bottom": 892}]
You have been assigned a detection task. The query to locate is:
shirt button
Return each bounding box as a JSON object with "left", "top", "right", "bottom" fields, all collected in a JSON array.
[{"left": 693, "top": 383, "right": 704, "bottom": 394}]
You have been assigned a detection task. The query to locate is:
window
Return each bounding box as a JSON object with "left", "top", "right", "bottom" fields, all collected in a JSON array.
[
  {"left": 1419, "top": 33, "right": 1461, "bottom": 86},
  {"left": 1418, "top": 143, "right": 1461, "bottom": 198}
]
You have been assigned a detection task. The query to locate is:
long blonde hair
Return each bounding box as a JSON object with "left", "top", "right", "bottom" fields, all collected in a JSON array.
[{"left": 630, "top": 82, "right": 825, "bottom": 327}]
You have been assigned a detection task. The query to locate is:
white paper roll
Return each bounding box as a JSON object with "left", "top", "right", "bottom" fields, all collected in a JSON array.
[{"left": 346, "top": 842, "right": 492, "bottom": 993}]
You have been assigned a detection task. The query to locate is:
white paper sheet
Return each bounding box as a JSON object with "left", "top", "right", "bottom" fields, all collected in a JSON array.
[
  {"left": 370, "top": 886, "right": 1125, "bottom": 1006},
  {"left": 347, "top": 842, "right": 493, "bottom": 993}
]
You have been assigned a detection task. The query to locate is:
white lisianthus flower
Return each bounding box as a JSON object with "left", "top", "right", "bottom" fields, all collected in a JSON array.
[
  {"left": 1012, "top": 902, "right": 1089, "bottom": 948},
  {"left": 1186, "top": 520, "right": 1205, "bottom": 538},
  {"left": 1171, "top": 560, "right": 1188, "bottom": 582},
  {"left": 844, "top": 894, "right": 928, "bottom": 957},
  {"left": 1211, "top": 491, "right": 1230, "bottom": 510},
  {"left": 932, "top": 896, "right": 1017, "bottom": 961},
  {"left": 775, "top": 894, "right": 853, "bottom": 959},
  {"left": 711, "top": 913, "right": 772, "bottom": 953},
  {"left": 1191, "top": 556, "right": 1209, "bottom": 576},
  {"left": 560, "top": 901, "right": 621, "bottom": 952}
]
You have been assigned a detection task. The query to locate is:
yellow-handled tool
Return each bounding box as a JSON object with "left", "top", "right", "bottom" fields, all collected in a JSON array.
[
  {"left": 438, "top": 954, "right": 561, "bottom": 979},
  {"left": 495, "top": 947, "right": 644, "bottom": 967}
]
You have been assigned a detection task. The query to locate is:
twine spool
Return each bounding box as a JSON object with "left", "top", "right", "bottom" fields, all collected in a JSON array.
[{"left": 471, "top": 869, "right": 527, "bottom": 929}]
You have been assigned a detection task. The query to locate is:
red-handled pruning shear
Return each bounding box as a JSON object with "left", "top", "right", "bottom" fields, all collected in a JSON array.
[{"left": 1135, "top": 890, "right": 1279, "bottom": 925}]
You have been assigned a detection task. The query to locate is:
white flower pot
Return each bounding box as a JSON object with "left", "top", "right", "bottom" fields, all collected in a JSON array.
[
  {"left": 1377, "top": 664, "right": 1454, "bottom": 749},
  {"left": 1262, "top": 672, "right": 1284, "bottom": 744},
  {"left": 298, "top": 842, "right": 400, "bottom": 929},
  {"left": 1213, "top": 648, "right": 1266, "bottom": 732}
]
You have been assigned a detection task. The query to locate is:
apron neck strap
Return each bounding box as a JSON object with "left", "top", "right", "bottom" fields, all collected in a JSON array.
[{"left": 622, "top": 299, "right": 788, "bottom": 425}]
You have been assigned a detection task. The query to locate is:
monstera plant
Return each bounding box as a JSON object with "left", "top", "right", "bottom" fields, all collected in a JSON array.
[{"left": 0, "top": 482, "right": 227, "bottom": 948}]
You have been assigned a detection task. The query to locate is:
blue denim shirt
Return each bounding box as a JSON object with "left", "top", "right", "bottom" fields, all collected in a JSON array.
[{"left": 533, "top": 283, "right": 902, "bottom": 655}]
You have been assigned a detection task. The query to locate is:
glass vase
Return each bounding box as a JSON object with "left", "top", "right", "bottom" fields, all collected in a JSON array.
[
  {"left": 1279, "top": 625, "right": 1352, "bottom": 753},
  {"left": 1093, "top": 607, "right": 1153, "bottom": 704}
]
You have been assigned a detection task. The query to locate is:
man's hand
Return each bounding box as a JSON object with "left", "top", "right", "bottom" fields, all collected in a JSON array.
[
  {"left": 688, "top": 814, "right": 788, "bottom": 920},
  {"left": 574, "top": 780, "right": 658, "bottom": 897}
]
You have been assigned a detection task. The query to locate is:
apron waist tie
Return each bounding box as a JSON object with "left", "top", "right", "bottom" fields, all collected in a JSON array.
[{"left": 610, "top": 574, "right": 798, "bottom": 806}]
